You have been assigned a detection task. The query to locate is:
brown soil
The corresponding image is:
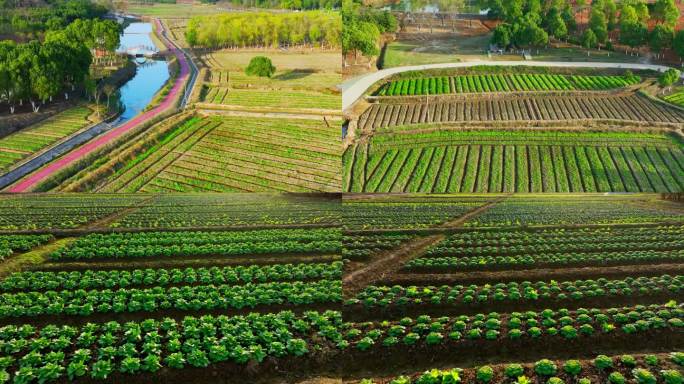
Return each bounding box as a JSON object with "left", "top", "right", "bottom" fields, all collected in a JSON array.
[
  {"left": 35, "top": 254, "right": 340, "bottom": 272},
  {"left": 0, "top": 302, "right": 340, "bottom": 328},
  {"left": 393, "top": 263, "right": 684, "bottom": 286}
]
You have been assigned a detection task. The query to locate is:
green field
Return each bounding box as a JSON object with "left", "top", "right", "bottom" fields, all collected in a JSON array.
[
  {"left": 376, "top": 74, "right": 640, "bottom": 96},
  {"left": 0, "top": 107, "right": 91, "bottom": 172},
  {"left": 199, "top": 49, "right": 341, "bottom": 113},
  {"left": 344, "top": 130, "right": 684, "bottom": 193},
  {"left": 98, "top": 115, "right": 341, "bottom": 193}
]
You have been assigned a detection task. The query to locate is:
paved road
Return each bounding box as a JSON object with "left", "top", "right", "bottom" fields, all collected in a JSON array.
[
  {"left": 341, "top": 60, "right": 675, "bottom": 111},
  {"left": 7, "top": 19, "right": 192, "bottom": 192}
]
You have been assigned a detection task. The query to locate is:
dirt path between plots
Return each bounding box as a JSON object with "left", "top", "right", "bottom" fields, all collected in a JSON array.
[
  {"left": 0, "top": 238, "right": 77, "bottom": 279},
  {"left": 383, "top": 262, "right": 684, "bottom": 286},
  {"left": 343, "top": 196, "right": 508, "bottom": 295},
  {"left": 80, "top": 194, "right": 160, "bottom": 230}
]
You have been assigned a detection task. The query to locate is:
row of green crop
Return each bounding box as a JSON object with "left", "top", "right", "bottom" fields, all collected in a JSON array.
[
  {"left": 426, "top": 238, "right": 683, "bottom": 258},
  {"left": 405, "top": 249, "right": 684, "bottom": 271},
  {"left": 0, "top": 235, "right": 53, "bottom": 259},
  {"left": 376, "top": 75, "right": 640, "bottom": 96},
  {"left": 345, "top": 143, "right": 684, "bottom": 193},
  {"left": 0, "top": 310, "right": 340, "bottom": 382},
  {"left": 347, "top": 275, "right": 682, "bottom": 308},
  {"left": 0, "top": 280, "right": 341, "bottom": 319},
  {"left": 360, "top": 352, "right": 684, "bottom": 384},
  {"left": 343, "top": 304, "right": 682, "bottom": 350},
  {"left": 0, "top": 262, "right": 343, "bottom": 292},
  {"left": 464, "top": 197, "right": 684, "bottom": 228}
]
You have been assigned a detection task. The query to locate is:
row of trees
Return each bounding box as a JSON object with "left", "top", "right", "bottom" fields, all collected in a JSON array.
[
  {"left": 185, "top": 11, "right": 341, "bottom": 49},
  {"left": 0, "top": 0, "right": 109, "bottom": 38},
  {"left": 223, "top": 0, "right": 341, "bottom": 9},
  {"left": 0, "top": 18, "right": 120, "bottom": 113},
  {"left": 342, "top": 0, "right": 397, "bottom": 65},
  {"left": 488, "top": 0, "right": 683, "bottom": 59}
]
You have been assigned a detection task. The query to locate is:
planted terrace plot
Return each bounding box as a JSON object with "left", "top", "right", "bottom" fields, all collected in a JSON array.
[
  {"left": 0, "top": 235, "right": 53, "bottom": 259},
  {"left": 110, "top": 193, "right": 341, "bottom": 229},
  {"left": 49, "top": 228, "right": 341, "bottom": 261},
  {"left": 0, "top": 193, "right": 344, "bottom": 383},
  {"left": 376, "top": 74, "right": 640, "bottom": 96},
  {"left": 202, "top": 87, "right": 341, "bottom": 111},
  {"left": 466, "top": 196, "right": 684, "bottom": 227},
  {"left": 342, "top": 195, "right": 492, "bottom": 230},
  {"left": 404, "top": 225, "right": 684, "bottom": 272},
  {"left": 0, "top": 194, "right": 148, "bottom": 230},
  {"left": 354, "top": 352, "right": 684, "bottom": 384},
  {"left": 342, "top": 195, "right": 684, "bottom": 381},
  {"left": 0, "top": 107, "right": 91, "bottom": 172},
  {"left": 199, "top": 50, "right": 341, "bottom": 113},
  {"left": 98, "top": 116, "right": 341, "bottom": 193},
  {"left": 343, "top": 131, "right": 684, "bottom": 193},
  {"left": 358, "top": 93, "right": 684, "bottom": 131}
]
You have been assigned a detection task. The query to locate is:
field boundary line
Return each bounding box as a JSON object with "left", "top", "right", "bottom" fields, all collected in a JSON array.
[
  {"left": 343, "top": 195, "right": 508, "bottom": 295},
  {"left": 81, "top": 194, "right": 160, "bottom": 230}
]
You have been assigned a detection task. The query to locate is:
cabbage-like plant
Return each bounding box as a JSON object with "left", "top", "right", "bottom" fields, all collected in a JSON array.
[
  {"left": 535, "top": 359, "right": 558, "bottom": 376},
  {"left": 547, "top": 377, "right": 564, "bottom": 384},
  {"left": 608, "top": 372, "right": 625, "bottom": 384},
  {"left": 505, "top": 364, "right": 524, "bottom": 378},
  {"left": 476, "top": 366, "right": 494, "bottom": 383},
  {"left": 662, "top": 370, "right": 683, "bottom": 384},
  {"left": 633, "top": 368, "right": 657, "bottom": 384},
  {"left": 594, "top": 355, "right": 613, "bottom": 371},
  {"left": 563, "top": 360, "right": 581, "bottom": 376},
  {"left": 91, "top": 360, "right": 113, "bottom": 379}
]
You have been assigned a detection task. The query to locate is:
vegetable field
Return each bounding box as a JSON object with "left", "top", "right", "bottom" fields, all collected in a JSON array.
[
  {"left": 342, "top": 194, "right": 684, "bottom": 383},
  {"left": 344, "top": 131, "right": 684, "bottom": 193},
  {"left": 0, "top": 193, "right": 342, "bottom": 383},
  {"left": 376, "top": 74, "right": 640, "bottom": 96},
  {"left": 358, "top": 93, "right": 684, "bottom": 131},
  {"left": 0, "top": 107, "right": 92, "bottom": 172},
  {"left": 198, "top": 50, "right": 341, "bottom": 113},
  {"left": 0, "top": 193, "right": 340, "bottom": 230},
  {"left": 97, "top": 115, "right": 341, "bottom": 193}
]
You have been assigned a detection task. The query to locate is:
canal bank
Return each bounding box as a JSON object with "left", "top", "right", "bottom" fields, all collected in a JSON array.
[{"left": 2, "top": 18, "right": 194, "bottom": 192}]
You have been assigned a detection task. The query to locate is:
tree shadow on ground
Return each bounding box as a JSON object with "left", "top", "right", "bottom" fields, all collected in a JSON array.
[{"left": 273, "top": 69, "right": 316, "bottom": 81}]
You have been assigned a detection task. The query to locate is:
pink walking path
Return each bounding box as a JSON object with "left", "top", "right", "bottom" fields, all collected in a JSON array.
[{"left": 9, "top": 19, "right": 190, "bottom": 192}]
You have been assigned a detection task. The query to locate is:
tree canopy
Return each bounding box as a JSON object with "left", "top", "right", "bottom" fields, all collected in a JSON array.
[
  {"left": 185, "top": 11, "right": 341, "bottom": 48},
  {"left": 245, "top": 56, "right": 276, "bottom": 77}
]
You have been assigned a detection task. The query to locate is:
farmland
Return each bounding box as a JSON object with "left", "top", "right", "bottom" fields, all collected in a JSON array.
[
  {"left": 197, "top": 47, "right": 341, "bottom": 115},
  {"left": 343, "top": 130, "right": 684, "bottom": 193},
  {"left": 93, "top": 115, "right": 340, "bottom": 193},
  {"left": 356, "top": 93, "right": 684, "bottom": 131},
  {"left": 0, "top": 193, "right": 343, "bottom": 383},
  {"left": 341, "top": 194, "right": 684, "bottom": 383},
  {"left": 0, "top": 107, "right": 92, "bottom": 172},
  {"left": 375, "top": 74, "right": 640, "bottom": 96}
]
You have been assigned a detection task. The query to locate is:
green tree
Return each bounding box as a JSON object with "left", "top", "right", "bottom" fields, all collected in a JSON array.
[
  {"left": 582, "top": 29, "right": 598, "bottom": 49},
  {"left": 491, "top": 24, "right": 511, "bottom": 48},
  {"left": 653, "top": 0, "right": 680, "bottom": 29},
  {"left": 546, "top": 7, "right": 567, "bottom": 39},
  {"left": 245, "top": 56, "right": 276, "bottom": 78},
  {"left": 589, "top": 7, "right": 608, "bottom": 44},
  {"left": 650, "top": 24, "right": 674, "bottom": 57},
  {"left": 673, "top": 30, "right": 684, "bottom": 60},
  {"left": 659, "top": 68, "right": 680, "bottom": 88}
]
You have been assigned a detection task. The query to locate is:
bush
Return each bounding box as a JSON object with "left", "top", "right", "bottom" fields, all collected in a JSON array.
[
  {"left": 245, "top": 56, "right": 276, "bottom": 78},
  {"left": 659, "top": 68, "right": 681, "bottom": 87}
]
